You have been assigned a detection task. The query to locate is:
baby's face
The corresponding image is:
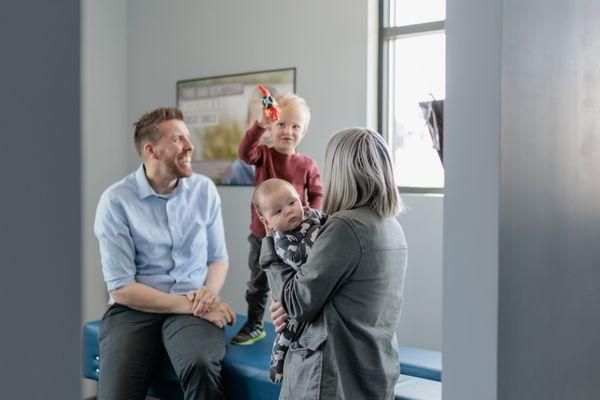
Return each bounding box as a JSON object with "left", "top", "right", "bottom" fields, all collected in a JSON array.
[{"left": 259, "top": 186, "right": 305, "bottom": 232}]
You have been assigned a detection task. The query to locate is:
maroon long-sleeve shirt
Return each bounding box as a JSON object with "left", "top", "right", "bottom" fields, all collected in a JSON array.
[{"left": 238, "top": 122, "right": 323, "bottom": 237}]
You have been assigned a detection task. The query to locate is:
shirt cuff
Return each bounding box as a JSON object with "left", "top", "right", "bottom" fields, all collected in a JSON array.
[
  {"left": 207, "top": 257, "right": 229, "bottom": 265},
  {"left": 105, "top": 276, "right": 135, "bottom": 293},
  {"left": 259, "top": 237, "right": 280, "bottom": 268}
]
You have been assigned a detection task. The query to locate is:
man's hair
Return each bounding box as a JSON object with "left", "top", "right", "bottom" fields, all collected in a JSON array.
[
  {"left": 252, "top": 178, "right": 296, "bottom": 215},
  {"left": 322, "top": 128, "right": 404, "bottom": 218},
  {"left": 133, "top": 107, "right": 184, "bottom": 155},
  {"left": 276, "top": 93, "right": 311, "bottom": 132}
]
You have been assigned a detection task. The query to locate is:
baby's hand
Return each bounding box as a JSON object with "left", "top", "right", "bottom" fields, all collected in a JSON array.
[
  {"left": 258, "top": 212, "right": 274, "bottom": 236},
  {"left": 263, "top": 221, "right": 274, "bottom": 237}
]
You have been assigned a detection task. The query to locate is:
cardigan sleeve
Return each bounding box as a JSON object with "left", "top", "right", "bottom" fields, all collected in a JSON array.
[{"left": 260, "top": 216, "right": 361, "bottom": 322}]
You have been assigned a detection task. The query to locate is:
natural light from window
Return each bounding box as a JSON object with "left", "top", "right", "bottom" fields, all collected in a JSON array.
[
  {"left": 393, "top": 0, "right": 445, "bottom": 26},
  {"left": 383, "top": 0, "right": 446, "bottom": 189}
]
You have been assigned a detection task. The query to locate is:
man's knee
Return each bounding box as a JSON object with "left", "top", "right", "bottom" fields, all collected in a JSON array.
[{"left": 179, "top": 352, "right": 222, "bottom": 385}]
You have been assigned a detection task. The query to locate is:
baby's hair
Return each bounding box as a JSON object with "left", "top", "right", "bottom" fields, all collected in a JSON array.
[
  {"left": 276, "top": 93, "right": 311, "bottom": 131},
  {"left": 252, "top": 178, "right": 296, "bottom": 215}
]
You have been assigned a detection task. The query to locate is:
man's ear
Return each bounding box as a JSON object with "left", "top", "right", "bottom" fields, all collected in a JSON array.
[{"left": 143, "top": 142, "right": 157, "bottom": 159}]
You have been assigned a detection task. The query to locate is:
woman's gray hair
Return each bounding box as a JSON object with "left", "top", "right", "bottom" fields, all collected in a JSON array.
[{"left": 322, "top": 128, "right": 404, "bottom": 218}]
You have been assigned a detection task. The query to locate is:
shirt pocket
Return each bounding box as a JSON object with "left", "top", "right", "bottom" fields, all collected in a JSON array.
[{"left": 282, "top": 335, "right": 327, "bottom": 399}]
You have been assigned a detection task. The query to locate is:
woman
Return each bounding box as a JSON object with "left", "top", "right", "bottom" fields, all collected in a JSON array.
[{"left": 260, "top": 128, "right": 407, "bottom": 399}]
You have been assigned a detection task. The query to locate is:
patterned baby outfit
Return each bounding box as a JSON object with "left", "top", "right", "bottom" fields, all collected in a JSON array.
[{"left": 269, "top": 208, "right": 327, "bottom": 383}]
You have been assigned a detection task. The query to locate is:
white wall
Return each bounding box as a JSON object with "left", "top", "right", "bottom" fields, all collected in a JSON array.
[
  {"left": 82, "top": 0, "right": 129, "bottom": 396},
  {"left": 126, "top": 0, "right": 444, "bottom": 351},
  {"left": 83, "top": 0, "right": 444, "bottom": 354},
  {"left": 443, "top": 0, "right": 501, "bottom": 398},
  {"left": 397, "top": 194, "right": 443, "bottom": 350}
]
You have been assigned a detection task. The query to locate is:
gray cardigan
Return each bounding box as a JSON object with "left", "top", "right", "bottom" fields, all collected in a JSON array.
[{"left": 260, "top": 206, "right": 407, "bottom": 399}]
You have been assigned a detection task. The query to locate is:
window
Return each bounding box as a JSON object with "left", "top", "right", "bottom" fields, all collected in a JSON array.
[{"left": 380, "top": 0, "right": 445, "bottom": 191}]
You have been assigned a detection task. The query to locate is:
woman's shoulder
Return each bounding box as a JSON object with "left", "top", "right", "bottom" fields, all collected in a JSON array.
[
  {"left": 330, "top": 207, "right": 384, "bottom": 224},
  {"left": 329, "top": 207, "right": 406, "bottom": 250}
]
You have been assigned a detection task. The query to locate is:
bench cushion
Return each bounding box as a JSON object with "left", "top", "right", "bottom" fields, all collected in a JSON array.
[{"left": 82, "top": 314, "right": 441, "bottom": 399}]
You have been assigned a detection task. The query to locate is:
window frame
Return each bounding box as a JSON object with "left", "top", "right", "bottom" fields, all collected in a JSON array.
[{"left": 378, "top": 0, "right": 445, "bottom": 194}]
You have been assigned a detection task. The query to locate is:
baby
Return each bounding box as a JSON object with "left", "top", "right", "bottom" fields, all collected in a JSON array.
[{"left": 252, "top": 178, "right": 327, "bottom": 383}]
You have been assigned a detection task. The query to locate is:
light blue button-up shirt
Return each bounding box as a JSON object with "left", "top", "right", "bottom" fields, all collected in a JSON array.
[{"left": 94, "top": 164, "right": 228, "bottom": 303}]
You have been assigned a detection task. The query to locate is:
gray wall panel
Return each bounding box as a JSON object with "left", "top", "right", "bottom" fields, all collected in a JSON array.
[
  {"left": 499, "top": 0, "right": 600, "bottom": 398},
  {"left": 444, "top": 0, "right": 501, "bottom": 398},
  {"left": 0, "top": 0, "right": 81, "bottom": 398}
]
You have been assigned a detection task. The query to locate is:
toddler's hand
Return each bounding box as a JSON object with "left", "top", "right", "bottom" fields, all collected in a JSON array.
[
  {"left": 257, "top": 84, "right": 279, "bottom": 127},
  {"left": 258, "top": 107, "right": 278, "bottom": 129}
]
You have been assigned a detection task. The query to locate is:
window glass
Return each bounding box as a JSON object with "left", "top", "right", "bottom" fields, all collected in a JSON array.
[
  {"left": 390, "top": 32, "right": 445, "bottom": 188},
  {"left": 393, "top": 0, "right": 446, "bottom": 27}
]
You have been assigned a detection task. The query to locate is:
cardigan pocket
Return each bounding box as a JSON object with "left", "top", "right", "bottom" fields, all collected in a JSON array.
[
  {"left": 290, "top": 334, "right": 327, "bottom": 355},
  {"left": 282, "top": 335, "right": 327, "bottom": 399}
]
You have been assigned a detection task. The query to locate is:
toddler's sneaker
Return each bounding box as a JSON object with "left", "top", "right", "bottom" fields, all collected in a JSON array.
[{"left": 231, "top": 320, "right": 266, "bottom": 345}]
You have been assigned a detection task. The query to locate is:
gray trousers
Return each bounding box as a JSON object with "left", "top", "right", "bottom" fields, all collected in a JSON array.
[
  {"left": 245, "top": 233, "right": 268, "bottom": 322},
  {"left": 97, "top": 304, "right": 226, "bottom": 400}
]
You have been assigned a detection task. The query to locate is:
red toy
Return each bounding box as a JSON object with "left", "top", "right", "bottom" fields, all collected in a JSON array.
[{"left": 258, "top": 84, "right": 280, "bottom": 121}]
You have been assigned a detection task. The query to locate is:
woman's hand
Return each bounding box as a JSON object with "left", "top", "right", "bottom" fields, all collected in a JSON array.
[{"left": 270, "top": 298, "right": 289, "bottom": 333}]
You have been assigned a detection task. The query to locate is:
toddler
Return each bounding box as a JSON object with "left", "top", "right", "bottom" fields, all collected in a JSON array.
[{"left": 231, "top": 93, "right": 323, "bottom": 345}]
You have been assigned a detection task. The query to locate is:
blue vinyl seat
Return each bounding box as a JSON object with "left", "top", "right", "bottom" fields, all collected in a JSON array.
[{"left": 82, "top": 314, "right": 441, "bottom": 399}]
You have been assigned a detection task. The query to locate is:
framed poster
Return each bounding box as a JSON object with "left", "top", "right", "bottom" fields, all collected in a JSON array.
[{"left": 177, "top": 68, "right": 296, "bottom": 185}]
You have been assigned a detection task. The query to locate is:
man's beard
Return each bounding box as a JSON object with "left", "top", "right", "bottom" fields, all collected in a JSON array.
[{"left": 165, "top": 156, "right": 192, "bottom": 179}]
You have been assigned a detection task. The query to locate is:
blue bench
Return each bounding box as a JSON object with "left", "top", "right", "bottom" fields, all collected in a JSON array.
[{"left": 82, "top": 315, "right": 441, "bottom": 399}]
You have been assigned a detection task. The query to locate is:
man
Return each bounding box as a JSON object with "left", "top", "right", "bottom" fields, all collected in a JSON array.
[{"left": 94, "top": 107, "right": 235, "bottom": 399}]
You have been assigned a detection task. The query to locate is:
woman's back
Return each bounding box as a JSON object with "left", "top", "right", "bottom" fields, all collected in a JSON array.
[{"left": 280, "top": 207, "right": 407, "bottom": 400}]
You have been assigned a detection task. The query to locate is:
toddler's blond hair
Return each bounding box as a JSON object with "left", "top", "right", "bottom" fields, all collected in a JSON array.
[{"left": 276, "top": 93, "right": 311, "bottom": 132}]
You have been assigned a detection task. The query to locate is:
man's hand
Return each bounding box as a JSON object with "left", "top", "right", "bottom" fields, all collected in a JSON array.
[
  {"left": 199, "top": 302, "right": 236, "bottom": 328},
  {"left": 270, "top": 298, "right": 289, "bottom": 333},
  {"left": 186, "top": 286, "right": 219, "bottom": 315}
]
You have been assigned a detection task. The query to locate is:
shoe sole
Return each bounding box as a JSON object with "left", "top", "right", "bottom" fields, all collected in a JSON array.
[{"left": 231, "top": 330, "right": 267, "bottom": 346}]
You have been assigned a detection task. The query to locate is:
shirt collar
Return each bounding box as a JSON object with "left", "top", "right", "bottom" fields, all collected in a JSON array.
[{"left": 135, "top": 163, "right": 189, "bottom": 200}]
